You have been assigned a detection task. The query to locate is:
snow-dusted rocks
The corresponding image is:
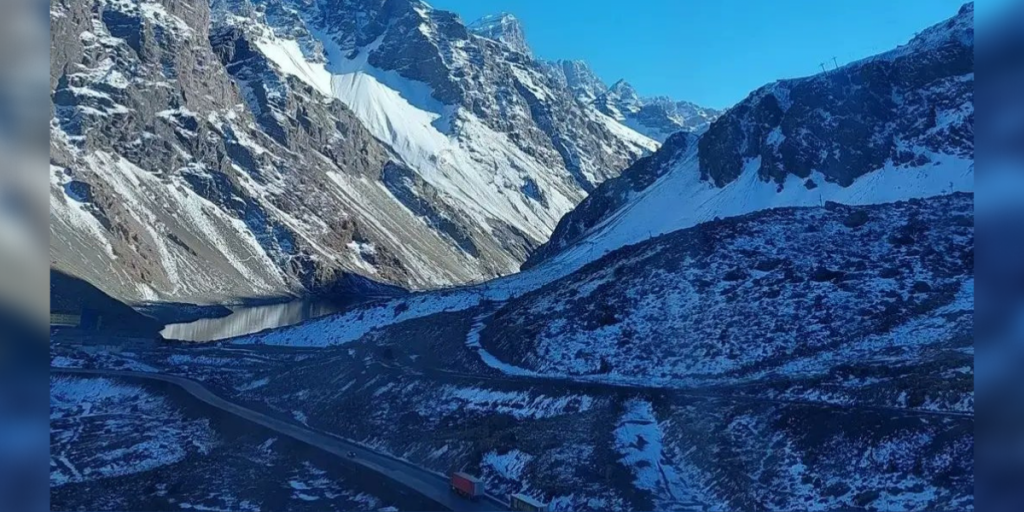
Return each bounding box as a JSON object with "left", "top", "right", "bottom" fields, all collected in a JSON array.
[
  {"left": 594, "top": 80, "right": 723, "bottom": 141},
  {"left": 540, "top": 61, "right": 723, "bottom": 142},
  {"left": 542, "top": 60, "right": 609, "bottom": 103},
  {"left": 68, "top": 190, "right": 974, "bottom": 508},
  {"left": 523, "top": 132, "right": 700, "bottom": 269},
  {"left": 468, "top": 13, "right": 532, "bottom": 57},
  {"left": 699, "top": 4, "right": 973, "bottom": 189},
  {"left": 49, "top": 373, "right": 394, "bottom": 511},
  {"left": 51, "top": 3, "right": 974, "bottom": 511},
  {"left": 50, "top": 376, "right": 218, "bottom": 487},
  {"left": 51, "top": 0, "right": 422, "bottom": 303},
  {"left": 487, "top": 194, "right": 974, "bottom": 392}
]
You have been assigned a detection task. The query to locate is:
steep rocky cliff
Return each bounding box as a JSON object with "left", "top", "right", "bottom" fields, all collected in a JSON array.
[{"left": 49, "top": 0, "right": 659, "bottom": 304}]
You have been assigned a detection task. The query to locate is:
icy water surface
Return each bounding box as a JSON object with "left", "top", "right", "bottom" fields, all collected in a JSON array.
[{"left": 161, "top": 300, "right": 345, "bottom": 342}]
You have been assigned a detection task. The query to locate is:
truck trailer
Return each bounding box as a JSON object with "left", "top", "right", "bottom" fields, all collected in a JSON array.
[
  {"left": 450, "top": 472, "right": 484, "bottom": 500},
  {"left": 510, "top": 492, "right": 549, "bottom": 511}
]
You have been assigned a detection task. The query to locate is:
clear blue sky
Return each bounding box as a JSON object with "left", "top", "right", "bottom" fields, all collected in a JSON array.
[{"left": 429, "top": 0, "right": 973, "bottom": 109}]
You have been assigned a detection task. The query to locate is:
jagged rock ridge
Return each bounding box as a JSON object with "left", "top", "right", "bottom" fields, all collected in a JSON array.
[
  {"left": 595, "top": 79, "right": 723, "bottom": 141},
  {"left": 541, "top": 61, "right": 723, "bottom": 142},
  {"left": 468, "top": 13, "right": 532, "bottom": 57}
]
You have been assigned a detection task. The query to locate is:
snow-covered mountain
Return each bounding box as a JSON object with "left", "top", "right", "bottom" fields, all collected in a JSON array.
[
  {"left": 542, "top": 61, "right": 723, "bottom": 142},
  {"left": 52, "top": 5, "right": 974, "bottom": 509},
  {"left": 232, "top": 0, "right": 975, "bottom": 365},
  {"left": 215, "top": 7, "right": 977, "bottom": 495},
  {"left": 526, "top": 2, "right": 974, "bottom": 271},
  {"left": 487, "top": 194, "right": 975, "bottom": 388},
  {"left": 49, "top": 0, "right": 658, "bottom": 304},
  {"left": 60, "top": 193, "right": 977, "bottom": 510},
  {"left": 594, "top": 80, "right": 723, "bottom": 141}
]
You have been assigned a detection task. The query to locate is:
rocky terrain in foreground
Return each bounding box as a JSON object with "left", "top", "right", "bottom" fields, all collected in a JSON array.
[
  {"left": 485, "top": 194, "right": 974, "bottom": 394},
  {"left": 50, "top": 375, "right": 403, "bottom": 511}
]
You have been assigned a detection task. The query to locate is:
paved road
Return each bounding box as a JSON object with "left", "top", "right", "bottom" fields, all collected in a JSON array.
[{"left": 52, "top": 367, "right": 508, "bottom": 512}]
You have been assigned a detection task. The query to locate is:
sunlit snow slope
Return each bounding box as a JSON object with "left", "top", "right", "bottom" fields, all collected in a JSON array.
[{"left": 249, "top": 28, "right": 575, "bottom": 244}]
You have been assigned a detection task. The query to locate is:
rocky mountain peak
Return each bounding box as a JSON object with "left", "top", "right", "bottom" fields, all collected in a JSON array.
[
  {"left": 468, "top": 12, "right": 532, "bottom": 56},
  {"left": 607, "top": 80, "right": 640, "bottom": 101},
  {"left": 597, "top": 80, "right": 641, "bottom": 118},
  {"left": 542, "top": 59, "right": 608, "bottom": 101}
]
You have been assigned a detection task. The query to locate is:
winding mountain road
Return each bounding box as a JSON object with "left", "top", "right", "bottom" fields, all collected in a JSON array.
[{"left": 51, "top": 367, "right": 508, "bottom": 512}]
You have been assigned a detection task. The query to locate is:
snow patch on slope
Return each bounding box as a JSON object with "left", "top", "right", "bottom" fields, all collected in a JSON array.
[
  {"left": 465, "top": 311, "right": 541, "bottom": 377},
  {"left": 251, "top": 24, "right": 579, "bottom": 244},
  {"left": 614, "top": 399, "right": 701, "bottom": 509},
  {"left": 50, "top": 376, "right": 218, "bottom": 486},
  {"left": 424, "top": 385, "right": 594, "bottom": 420},
  {"left": 588, "top": 108, "right": 660, "bottom": 155},
  {"left": 540, "top": 151, "right": 974, "bottom": 284},
  {"left": 482, "top": 449, "right": 534, "bottom": 481}
]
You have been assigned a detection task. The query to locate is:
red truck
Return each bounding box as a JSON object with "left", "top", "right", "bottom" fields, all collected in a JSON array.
[{"left": 450, "top": 472, "right": 485, "bottom": 500}]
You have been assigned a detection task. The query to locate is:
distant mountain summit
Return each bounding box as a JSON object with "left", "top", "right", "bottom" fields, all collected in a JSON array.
[
  {"left": 595, "top": 80, "right": 723, "bottom": 141},
  {"left": 540, "top": 66, "right": 723, "bottom": 142},
  {"left": 468, "top": 13, "right": 532, "bottom": 57},
  {"left": 465, "top": 14, "right": 721, "bottom": 142}
]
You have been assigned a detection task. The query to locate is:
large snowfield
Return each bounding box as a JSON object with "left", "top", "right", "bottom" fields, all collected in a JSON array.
[{"left": 249, "top": 19, "right": 650, "bottom": 245}]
